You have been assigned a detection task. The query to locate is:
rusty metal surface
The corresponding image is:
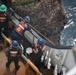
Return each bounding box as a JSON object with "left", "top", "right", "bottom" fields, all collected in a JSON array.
[{"left": 0, "top": 47, "right": 35, "bottom": 75}]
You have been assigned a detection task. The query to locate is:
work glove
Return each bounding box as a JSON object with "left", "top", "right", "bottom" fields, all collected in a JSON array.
[{"left": 26, "top": 26, "right": 31, "bottom": 31}]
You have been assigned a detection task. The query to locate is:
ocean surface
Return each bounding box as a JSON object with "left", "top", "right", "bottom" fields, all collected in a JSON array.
[{"left": 60, "top": 0, "right": 76, "bottom": 46}]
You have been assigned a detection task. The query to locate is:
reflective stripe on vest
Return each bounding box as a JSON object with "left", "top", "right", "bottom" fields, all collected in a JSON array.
[
  {"left": 10, "top": 51, "right": 18, "bottom": 57},
  {"left": 19, "top": 24, "right": 24, "bottom": 30},
  {"left": 0, "top": 13, "right": 6, "bottom": 22},
  {"left": 15, "top": 23, "right": 26, "bottom": 35}
]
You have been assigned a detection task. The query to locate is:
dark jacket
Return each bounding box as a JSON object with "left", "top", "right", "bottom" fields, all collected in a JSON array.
[
  {"left": 0, "top": 12, "right": 9, "bottom": 27},
  {"left": 6, "top": 46, "right": 22, "bottom": 57}
]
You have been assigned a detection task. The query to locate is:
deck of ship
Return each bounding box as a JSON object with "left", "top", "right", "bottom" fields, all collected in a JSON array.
[
  {"left": 0, "top": 41, "right": 54, "bottom": 75},
  {"left": 0, "top": 43, "right": 36, "bottom": 75}
]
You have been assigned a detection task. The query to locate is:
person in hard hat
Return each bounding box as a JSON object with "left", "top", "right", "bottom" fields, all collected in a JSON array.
[
  {"left": 23, "top": 16, "right": 30, "bottom": 23},
  {"left": 33, "top": 38, "right": 46, "bottom": 70},
  {"left": 11, "top": 16, "right": 31, "bottom": 42},
  {"left": 0, "top": 4, "right": 9, "bottom": 41},
  {"left": 6, "top": 40, "right": 22, "bottom": 71}
]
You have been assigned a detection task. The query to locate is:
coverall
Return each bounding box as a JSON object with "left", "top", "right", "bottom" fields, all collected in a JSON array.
[
  {"left": 33, "top": 44, "right": 45, "bottom": 70},
  {"left": 0, "top": 12, "right": 9, "bottom": 40},
  {"left": 11, "top": 21, "right": 31, "bottom": 41},
  {"left": 6, "top": 46, "right": 22, "bottom": 70}
]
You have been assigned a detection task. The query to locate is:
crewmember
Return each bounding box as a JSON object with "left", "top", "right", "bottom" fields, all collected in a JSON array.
[
  {"left": 0, "top": 4, "right": 9, "bottom": 41},
  {"left": 6, "top": 40, "right": 22, "bottom": 71},
  {"left": 11, "top": 16, "right": 31, "bottom": 42},
  {"left": 33, "top": 38, "right": 46, "bottom": 70}
]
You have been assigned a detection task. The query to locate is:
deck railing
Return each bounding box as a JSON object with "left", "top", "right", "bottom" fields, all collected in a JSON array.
[{"left": 1, "top": 32, "right": 40, "bottom": 75}]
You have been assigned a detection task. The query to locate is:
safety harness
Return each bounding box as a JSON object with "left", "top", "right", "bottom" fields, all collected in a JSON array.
[
  {"left": 15, "top": 22, "right": 26, "bottom": 35},
  {"left": 0, "top": 13, "right": 6, "bottom": 22},
  {"left": 9, "top": 48, "right": 19, "bottom": 57}
]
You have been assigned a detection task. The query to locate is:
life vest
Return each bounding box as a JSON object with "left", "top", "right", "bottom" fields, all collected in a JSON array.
[
  {"left": 15, "top": 22, "right": 26, "bottom": 35},
  {"left": 35, "top": 44, "right": 45, "bottom": 52},
  {"left": 0, "top": 13, "right": 6, "bottom": 22},
  {"left": 9, "top": 49, "right": 18, "bottom": 57}
]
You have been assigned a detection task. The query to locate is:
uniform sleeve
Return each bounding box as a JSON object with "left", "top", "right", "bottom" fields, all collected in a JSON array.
[
  {"left": 42, "top": 45, "right": 46, "bottom": 51},
  {"left": 25, "top": 25, "right": 31, "bottom": 31},
  {"left": 18, "top": 47, "right": 23, "bottom": 56},
  {"left": 32, "top": 44, "right": 39, "bottom": 54},
  {"left": 5, "top": 47, "right": 10, "bottom": 56},
  {"left": 6, "top": 13, "right": 11, "bottom": 21}
]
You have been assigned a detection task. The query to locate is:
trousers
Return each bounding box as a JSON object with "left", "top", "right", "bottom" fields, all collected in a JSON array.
[{"left": 6, "top": 57, "right": 20, "bottom": 70}]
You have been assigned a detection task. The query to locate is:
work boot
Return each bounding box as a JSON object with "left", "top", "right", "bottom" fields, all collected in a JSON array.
[
  {"left": 16, "top": 65, "right": 20, "bottom": 70},
  {"left": 13, "top": 65, "right": 20, "bottom": 73},
  {"left": 6, "top": 62, "right": 10, "bottom": 68}
]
